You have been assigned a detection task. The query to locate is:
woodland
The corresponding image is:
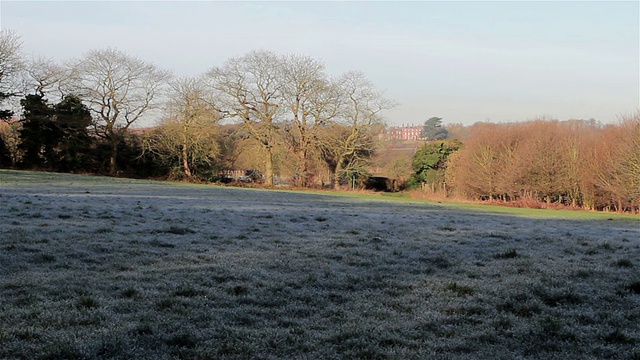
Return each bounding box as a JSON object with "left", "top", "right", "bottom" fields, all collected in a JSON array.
[{"left": 1, "top": 29, "right": 638, "bottom": 213}]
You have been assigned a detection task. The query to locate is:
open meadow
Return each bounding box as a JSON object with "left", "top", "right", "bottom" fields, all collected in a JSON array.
[{"left": 0, "top": 170, "right": 639, "bottom": 359}]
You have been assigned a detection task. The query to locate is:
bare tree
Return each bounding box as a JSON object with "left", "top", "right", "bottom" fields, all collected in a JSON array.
[
  {"left": 593, "top": 114, "right": 640, "bottom": 211},
  {"left": 0, "top": 29, "right": 24, "bottom": 120},
  {"left": 511, "top": 120, "right": 567, "bottom": 203},
  {"left": 216, "top": 123, "right": 246, "bottom": 172},
  {"left": 23, "top": 56, "right": 69, "bottom": 99},
  {"left": 322, "top": 71, "right": 395, "bottom": 189},
  {"left": 448, "top": 122, "right": 535, "bottom": 201},
  {"left": 70, "top": 48, "right": 171, "bottom": 175},
  {"left": 280, "top": 54, "right": 339, "bottom": 186},
  {"left": 207, "top": 50, "right": 283, "bottom": 185},
  {"left": 445, "top": 118, "right": 639, "bottom": 211},
  {"left": 143, "top": 75, "right": 220, "bottom": 179}
]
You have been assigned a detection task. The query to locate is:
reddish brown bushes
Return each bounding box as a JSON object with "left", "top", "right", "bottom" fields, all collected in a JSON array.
[{"left": 446, "top": 115, "right": 640, "bottom": 212}]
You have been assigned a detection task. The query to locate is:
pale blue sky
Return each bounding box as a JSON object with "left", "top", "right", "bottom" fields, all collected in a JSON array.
[{"left": 1, "top": 1, "right": 638, "bottom": 125}]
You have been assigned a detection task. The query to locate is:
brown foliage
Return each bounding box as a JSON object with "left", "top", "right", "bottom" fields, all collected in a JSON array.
[{"left": 446, "top": 117, "right": 639, "bottom": 212}]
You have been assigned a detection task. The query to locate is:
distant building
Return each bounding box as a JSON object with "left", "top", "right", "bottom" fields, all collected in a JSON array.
[{"left": 382, "top": 124, "right": 425, "bottom": 141}]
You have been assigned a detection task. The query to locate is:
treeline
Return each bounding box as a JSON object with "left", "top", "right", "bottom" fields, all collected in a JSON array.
[
  {"left": 411, "top": 118, "right": 640, "bottom": 212},
  {"left": 0, "top": 93, "right": 164, "bottom": 177},
  {"left": 2, "top": 29, "right": 638, "bottom": 212},
  {"left": 0, "top": 30, "right": 391, "bottom": 188}
]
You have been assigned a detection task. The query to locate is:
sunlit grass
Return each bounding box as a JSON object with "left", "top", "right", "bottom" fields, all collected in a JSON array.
[{"left": 2, "top": 169, "right": 635, "bottom": 220}]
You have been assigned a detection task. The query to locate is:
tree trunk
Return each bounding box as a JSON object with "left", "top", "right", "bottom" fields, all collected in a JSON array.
[
  {"left": 182, "top": 123, "right": 192, "bottom": 178},
  {"left": 109, "top": 139, "right": 118, "bottom": 176},
  {"left": 333, "top": 160, "right": 343, "bottom": 190},
  {"left": 264, "top": 148, "right": 274, "bottom": 186},
  {"left": 300, "top": 149, "right": 309, "bottom": 187},
  {"left": 295, "top": 150, "right": 307, "bottom": 187},
  {"left": 181, "top": 143, "right": 192, "bottom": 177}
]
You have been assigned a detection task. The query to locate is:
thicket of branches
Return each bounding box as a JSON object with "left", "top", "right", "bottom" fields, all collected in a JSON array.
[{"left": 443, "top": 117, "right": 640, "bottom": 212}]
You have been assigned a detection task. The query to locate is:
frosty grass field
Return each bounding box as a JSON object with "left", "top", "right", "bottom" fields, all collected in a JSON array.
[{"left": 0, "top": 170, "right": 638, "bottom": 359}]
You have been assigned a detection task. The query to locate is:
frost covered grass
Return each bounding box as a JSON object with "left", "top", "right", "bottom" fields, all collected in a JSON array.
[{"left": 1, "top": 170, "right": 639, "bottom": 359}]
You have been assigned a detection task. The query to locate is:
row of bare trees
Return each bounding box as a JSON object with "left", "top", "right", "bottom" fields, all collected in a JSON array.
[
  {"left": 444, "top": 117, "right": 640, "bottom": 212},
  {"left": 1, "top": 30, "right": 172, "bottom": 175},
  {"left": 200, "top": 51, "right": 393, "bottom": 186},
  {"left": 0, "top": 29, "right": 394, "bottom": 187}
]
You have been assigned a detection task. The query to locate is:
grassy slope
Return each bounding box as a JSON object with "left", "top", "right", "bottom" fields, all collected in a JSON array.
[
  {"left": 172, "top": 178, "right": 639, "bottom": 221},
  {"left": 280, "top": 191, "right": 638, "bottom": 222},
  {"left": 4, "top": 169, "right": 635, "bottom": 220},
  {"left": 1, "top": 170, "right": 639, "bottom": 359}
]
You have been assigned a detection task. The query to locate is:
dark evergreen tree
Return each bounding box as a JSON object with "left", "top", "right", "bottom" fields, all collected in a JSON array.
[
  {"left": 0, "top": 136, "right": 11, "bottom": 167},
  {"left": 18, "top": 94, "right": 94, "bottom": 171},
  {"left": 421, "top": 117, "right": 449, "bottom": 140},
  {"left": 18, "top": 94, "right": 58, "bottom": 168},
  {"left": 52, "top": 95, "right": 93, "bottom": 171}
]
